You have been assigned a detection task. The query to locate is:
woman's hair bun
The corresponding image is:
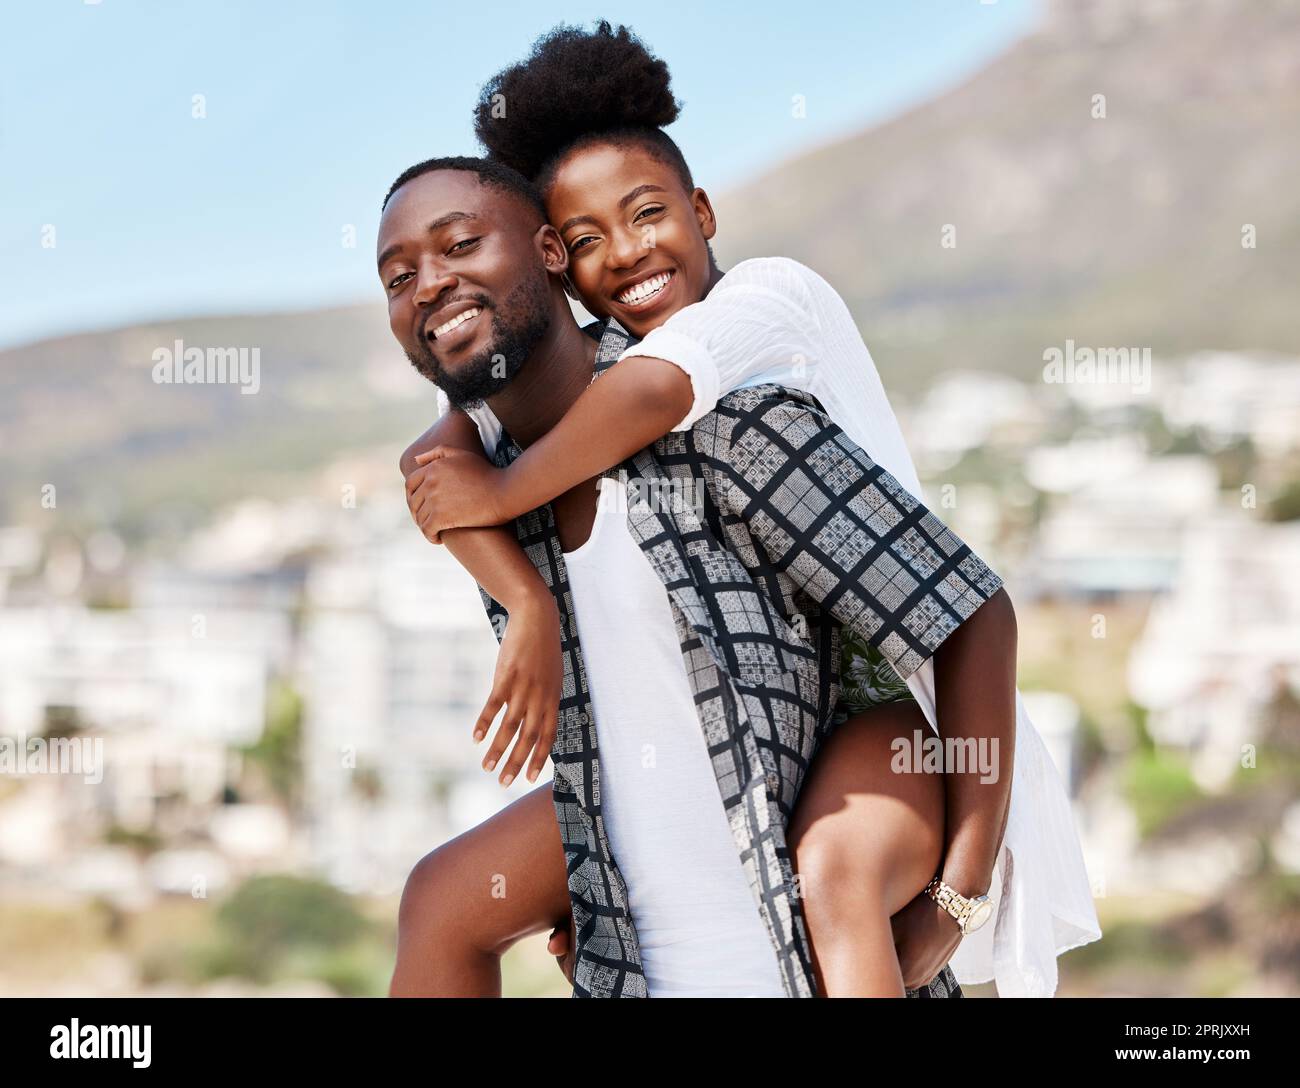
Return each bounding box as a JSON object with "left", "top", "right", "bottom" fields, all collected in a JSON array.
[{"left": 473, "top": 20, "right": 682, "bottom": 182}]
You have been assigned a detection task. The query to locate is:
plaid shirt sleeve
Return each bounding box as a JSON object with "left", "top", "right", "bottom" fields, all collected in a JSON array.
[{"left": 717, "top": 389, "right": 1005, "bottom": 681}]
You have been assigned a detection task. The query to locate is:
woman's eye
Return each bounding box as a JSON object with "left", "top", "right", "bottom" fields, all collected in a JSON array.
[
  {"left": 633, "top": 204, "right": 665, "bottom": 222},
  {"left": 388, "top": 271, "right": 413, "bottom": 290},
  {"left": 569, "top": 235, "right": 597, "bottom": 253}
]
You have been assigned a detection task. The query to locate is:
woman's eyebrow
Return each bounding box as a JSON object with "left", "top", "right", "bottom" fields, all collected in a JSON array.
[
  {"left": 618, "top": 184, "right": 667, "bottom": 210},
  {"left": 558, "top": 186, "right": 669, "bottom": 236}
]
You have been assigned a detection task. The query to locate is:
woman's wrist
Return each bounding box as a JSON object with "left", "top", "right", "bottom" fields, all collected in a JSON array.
[
  {"left": 491, "top": 461, "right": 532, "bottom": 524},
  {"left": 938, "top": 849, "right": 995, "bottom": 898}
]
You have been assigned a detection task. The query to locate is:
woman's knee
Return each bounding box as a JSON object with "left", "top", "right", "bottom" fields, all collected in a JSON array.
[{"left": 791, "top": 703, "right": 946, "bottom": 915}]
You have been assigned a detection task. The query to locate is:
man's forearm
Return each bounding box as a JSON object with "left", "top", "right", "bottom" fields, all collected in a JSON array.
[
  {"left": 929, "top": 586, "right": 1018, "bottom": 897},
  {"left": 402, "top": 415, "right": 550, "bottom": 612}
]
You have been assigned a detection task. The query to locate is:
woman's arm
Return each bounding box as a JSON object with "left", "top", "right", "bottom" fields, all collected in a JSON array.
[
  {"left": 412, "top": 264, "right": 823, "bottom": 535},
  {"left": 496, "top": 356, "right": 695, "bottom": 515},
  {"left": 930, "top": 586, "right": 1017, "bottom": 899},
  {"left": 408, "top": 356, "right": 696, "bottom": 536},
  {"left": 402, "top": 409, "right": 563, "bottom": 788},
  {"left": 889, "top": 587, "right": 1016, "bottom": 990}
]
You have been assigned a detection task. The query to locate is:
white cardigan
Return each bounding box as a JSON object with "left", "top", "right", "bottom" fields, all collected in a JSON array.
[{"left": 623, "top": 256, "right": 1103, "bottom": 996}]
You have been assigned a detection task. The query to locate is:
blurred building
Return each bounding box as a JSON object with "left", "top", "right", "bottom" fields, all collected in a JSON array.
[
  {"left": 0, "top": 603, "right": 292, "bottom": 901},
  {"left": 1128, "top": 512, "right": 1300, "bottom": 790},
  {"left": 1025, "top": 438, "right": 1219, "bottom": 596},
  {"left": 296, "top": 495, "right": 504, "bottom": 896}
]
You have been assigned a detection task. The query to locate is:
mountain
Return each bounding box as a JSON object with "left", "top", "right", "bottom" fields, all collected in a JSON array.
[
  {"left": 711, "top": 0, "right": 1300, "bottom": 387},
  {"left": 4, "top": 0, "right": 1296, "bottom": 532},
  {"left": 0, "top": 306, "right": 436, "bottom": 535}
]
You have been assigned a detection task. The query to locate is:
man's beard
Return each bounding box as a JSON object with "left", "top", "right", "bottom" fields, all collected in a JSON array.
[{"left": 405, "top": 275, "right": 551, "bottom": 410}]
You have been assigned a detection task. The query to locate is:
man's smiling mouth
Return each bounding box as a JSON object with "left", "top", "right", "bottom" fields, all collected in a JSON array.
[
  {"left": 428, "top": 305, "right": 483, "bottom": 340},
  {"left": 615, "top": 270, "right": 674, "bottom": 306}
]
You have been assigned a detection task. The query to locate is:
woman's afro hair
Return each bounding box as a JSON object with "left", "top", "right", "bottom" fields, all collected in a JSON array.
[{"left": 473, "top": 20, "right": 692, "bottom": 193}]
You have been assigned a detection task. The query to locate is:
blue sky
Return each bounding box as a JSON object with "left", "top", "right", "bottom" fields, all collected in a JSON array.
[{"left": 1, "top": 0, "right": 1037, "bottom": 349}]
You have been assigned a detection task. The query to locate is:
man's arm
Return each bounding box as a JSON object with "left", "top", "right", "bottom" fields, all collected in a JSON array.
[
  {"left": 716, "top": 392, "right": 1015, "bottom": 894},
  {"left": 401, "top": 410, "right": 563, "bottom": 789},
  {"left": 401, "top": 410, "right": 549, "bottom": 610}
]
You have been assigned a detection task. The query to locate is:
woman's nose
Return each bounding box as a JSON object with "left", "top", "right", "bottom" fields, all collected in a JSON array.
[{"left": 606, "top": 226, "right": 647, "bottom": 270}]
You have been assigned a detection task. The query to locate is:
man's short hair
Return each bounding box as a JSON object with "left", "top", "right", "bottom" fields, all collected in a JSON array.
[{"left": 381, "top": 155, "right": 547, "bottom": 223}]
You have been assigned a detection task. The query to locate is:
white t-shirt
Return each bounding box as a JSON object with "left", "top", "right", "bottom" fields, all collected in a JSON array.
[
  {"left": 562, "top": 476, "right": 787, "bottom": 997},
  {"left": 443, "top": 256, "right": 1101, "bottom": 995}
]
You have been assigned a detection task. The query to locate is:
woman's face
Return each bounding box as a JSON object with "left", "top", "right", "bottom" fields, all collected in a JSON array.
[{"left": 546, "top": 142, "right": 717, "bottom": 338}]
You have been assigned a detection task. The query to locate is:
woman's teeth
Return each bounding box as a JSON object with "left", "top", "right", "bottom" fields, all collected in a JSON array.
[
  {"left": 433, "top": 307, "right": 481, "bottom": 338},
  {"left": 617, "top": 271, "right": 673, "bottom": 305}
]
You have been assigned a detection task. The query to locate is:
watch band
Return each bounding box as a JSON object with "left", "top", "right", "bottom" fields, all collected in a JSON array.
[{"left": 925, "top": 877, "right": 991, "bottom": 936}]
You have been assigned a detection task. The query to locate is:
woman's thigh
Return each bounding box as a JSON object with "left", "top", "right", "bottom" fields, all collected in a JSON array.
[
  {"left": 787, "top": 700, "right": 944, "bottom": 917},
  {"left": 397, "top": 778, "right": 572, "bottom": 958}
]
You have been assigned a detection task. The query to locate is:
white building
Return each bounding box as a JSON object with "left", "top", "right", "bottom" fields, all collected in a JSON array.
[
  {"left": 1127, "top": 513, "right": 1300, "bottom": 789},
  {"left": 0, "top": 603, "right": 293, "bottom": 895},
  {"left": 297, "top": 495, "right": 505, "bottom": 896}
]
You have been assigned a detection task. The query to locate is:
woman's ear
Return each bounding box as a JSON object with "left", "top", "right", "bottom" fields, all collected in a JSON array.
[
  {"left": 536, "top": 222, "right": 570, "bottom": 276},
  {"left": 691, "top": 187, "right": 718, "bottom": 242}
]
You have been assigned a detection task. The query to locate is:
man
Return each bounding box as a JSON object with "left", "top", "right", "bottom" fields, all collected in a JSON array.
[{"left": 380, "top": 157, "right": 1016, "bottom": 997}]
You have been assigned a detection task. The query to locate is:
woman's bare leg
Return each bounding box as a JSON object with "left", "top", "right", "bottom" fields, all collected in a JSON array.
[
  {"left": 389, "top": 778, "right": 572, "bottom": 996},
  {"left": 787, "top": 700, "right": 944, "bottom": 997}
]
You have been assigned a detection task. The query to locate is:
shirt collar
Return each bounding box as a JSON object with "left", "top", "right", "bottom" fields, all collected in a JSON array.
[{"left": 592, "top": 315, "right": 635, "bottom": 377}]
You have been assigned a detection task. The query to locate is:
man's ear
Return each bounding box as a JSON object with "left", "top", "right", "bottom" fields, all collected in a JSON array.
[
  {"left": 535, "top": 222, "right": 570, "bottom": 276},
  {"left": 691, "top": 188, "right": 718, "bottom": 242}
]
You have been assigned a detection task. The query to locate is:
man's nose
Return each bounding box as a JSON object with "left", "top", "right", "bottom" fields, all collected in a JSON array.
[{"left": 413, "top": 260, "right": 456, "bottom": 308}]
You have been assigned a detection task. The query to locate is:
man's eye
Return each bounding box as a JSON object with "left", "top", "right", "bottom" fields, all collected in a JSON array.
[
  {"left": 387, "top": 271, "right": 413, "bottom": 290},
  {"left": 633, "top": 204, "right": 665, "bottom": 222},
  {"left": 448, "top": 237, "right": 481, "bottom": 254}
]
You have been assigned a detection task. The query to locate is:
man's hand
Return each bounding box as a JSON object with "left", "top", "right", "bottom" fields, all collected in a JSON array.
[
  {"left": 406, "top": 445, "right": 513, "bottom": 544},
  {"left": 475, "top": 592, "right": 564, "bottom": 788},
  {"left": 891, "top": 890, "right": 963, "bottom": 991},
  {"left": 546, "top": 915, "right": 577, "bottom": 985}
]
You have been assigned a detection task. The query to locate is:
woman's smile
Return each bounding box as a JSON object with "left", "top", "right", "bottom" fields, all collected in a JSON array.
[{"left": 611, "top": 267, "right": 677, "bottom": 315}]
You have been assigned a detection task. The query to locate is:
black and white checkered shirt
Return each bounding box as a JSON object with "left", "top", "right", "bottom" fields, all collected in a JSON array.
[{"left": 476, "top": 317, "right": 1003, "bottom": 997}]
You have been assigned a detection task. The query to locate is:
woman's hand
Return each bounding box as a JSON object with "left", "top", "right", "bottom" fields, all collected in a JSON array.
[
  {"left": 406, "top": 445, "right": 514, "bottom": 544},
  {"left": 475, "top": 591, "right": 564, "bottom": 788},
  {"left": 546, "top": 915, "right": 577, "bottom": 985},
  {"left": 890, "top": 890, "right": 963, "bottom": 991}
]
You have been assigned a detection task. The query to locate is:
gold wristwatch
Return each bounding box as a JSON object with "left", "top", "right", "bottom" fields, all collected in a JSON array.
[{"left": 925, "top": 877, "right": 993, "bottom": 936}]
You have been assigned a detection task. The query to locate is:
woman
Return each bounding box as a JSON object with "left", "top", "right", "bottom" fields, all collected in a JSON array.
[{"left": 395, "top": 22, "right": 1098, "bottom": 998}]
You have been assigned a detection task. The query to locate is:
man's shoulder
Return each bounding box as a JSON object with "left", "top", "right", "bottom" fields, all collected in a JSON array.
[
  {"left": 676, "top": 382, "right": 833, "bottom": 465},
  {"left": 592, "top": 315, "right": 635, "bottom": 368},
  {"left": 709, "top": 382, "right": 829, "bottom": 429}
]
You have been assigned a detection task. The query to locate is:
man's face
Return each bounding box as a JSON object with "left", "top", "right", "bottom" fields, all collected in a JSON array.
[{"left": 376, "top": 169, "right": 552, "bottom": 408}]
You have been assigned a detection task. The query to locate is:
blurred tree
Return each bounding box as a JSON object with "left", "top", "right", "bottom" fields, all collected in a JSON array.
[
  {"left": 239, "top": 677, "right": 304, "bottom": 810},
  {"left": 212, "top": 874, "right": 369, "bottom": 984},
  {"left": 1266, "top": 476, "right": 1300, "bottom": 522}
]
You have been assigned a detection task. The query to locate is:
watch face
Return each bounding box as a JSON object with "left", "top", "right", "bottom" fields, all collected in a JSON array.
[{"left": 966, "top": 899, "right": 993, "bottom": 933}]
